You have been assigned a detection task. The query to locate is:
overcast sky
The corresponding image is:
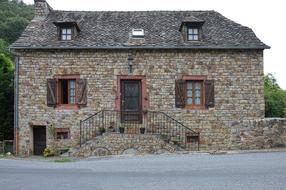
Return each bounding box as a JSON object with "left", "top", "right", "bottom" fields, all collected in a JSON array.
[{"left": 23, "top": 0, "right": 286, "bottom": 89}]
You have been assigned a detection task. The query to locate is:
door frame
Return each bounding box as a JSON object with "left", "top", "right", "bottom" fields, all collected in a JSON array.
[
  {"left": 32, "top": 125, "right": 47, "bottom": 155},
  {"left": 115, "top": 75, "right": 149, "bottom": 111},
  {"left": 120, "top": 79, "right": 142, "bottom": 123}
]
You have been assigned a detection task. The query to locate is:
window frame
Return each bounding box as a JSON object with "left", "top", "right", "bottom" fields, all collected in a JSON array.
[
  {"left": 54, "top": 74, "right": 80, "bottom": 110},
  {"left": 55, "top": 128, "right": 70, "bottom": 140},
  {"left": 183, "top": 75, "right": 206, "bottom": 109},
  {"left": 187, "top": 27, "right": 200, "bottom": 41},
  {"left": 60, "top": 27, "right": 73, "bottom": 41},
  {"left": 58, "top": 79, "right": 76, "bottom": 105}
]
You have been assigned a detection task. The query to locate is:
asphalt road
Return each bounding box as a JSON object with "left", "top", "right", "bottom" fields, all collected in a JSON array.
[{"left": 0, "top": 152, "right": 286, "bottom": 190}]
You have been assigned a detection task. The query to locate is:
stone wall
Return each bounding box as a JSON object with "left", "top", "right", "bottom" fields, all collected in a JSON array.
[
  {"left": 71, "top": 133, "right": 176, "bottom": 157},
  {"left": 230, "top": 118, "right": 286, "bottom": 149},
  {"left": 16, "top": 49, "right": 264, "bottom": 155}
]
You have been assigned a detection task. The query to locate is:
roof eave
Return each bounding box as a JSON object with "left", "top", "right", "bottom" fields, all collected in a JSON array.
[{"left": 9, "top": 45, "right": 270, "bottom": 50}]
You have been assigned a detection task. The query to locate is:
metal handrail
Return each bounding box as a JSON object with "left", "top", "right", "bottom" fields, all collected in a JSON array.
[{"left": 80, "top": 110, "right": 199, "bottom": 151}]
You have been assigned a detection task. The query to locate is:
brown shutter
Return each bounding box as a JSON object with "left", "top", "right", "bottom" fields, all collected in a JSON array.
[
  {"left": 175, "top": 79, "right": 186, "bottom": 108},
  {"left": 47, "top": 79, "right": 57, "bottom": 107},
  {"left": 205, "top": 80, "right": 215, "bottom": 108},
  {"left": 76, "top": 79, "right": 87, "bottom": 106}
]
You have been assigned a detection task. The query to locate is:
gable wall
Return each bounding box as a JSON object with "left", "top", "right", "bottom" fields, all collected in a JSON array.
[{"left": 16, "top": 49, "right": 264, "bottom": 155}]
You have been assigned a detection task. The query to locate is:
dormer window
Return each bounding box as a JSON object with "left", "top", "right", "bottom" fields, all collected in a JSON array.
[
  {"left": 61, "top": 28, "right": 72, "bottom": 40},
  {"left": 188, "top": 27, "right": 199, "bottom": 41},
  {"left": 53, "top": 21, "right": 81, "bottom": 41},
  {"left": 179, "top": 16, "right": 205, "bottom": 42}
]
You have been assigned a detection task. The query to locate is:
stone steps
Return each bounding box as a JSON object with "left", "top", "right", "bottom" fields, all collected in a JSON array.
[{"left": 69, "top": 133, "right": 180, "bottom": 157}]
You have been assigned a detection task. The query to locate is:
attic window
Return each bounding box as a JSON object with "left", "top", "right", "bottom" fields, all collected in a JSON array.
[
  {"left": 132, "top": 29, "right": 144, "bottom": 38},
  {"left": 61, "top": 28, "right": 72, "bottom": 40},
  {"left": 188, "top": 27, "right": 199, "bottom": 41},
  {"left": 53, "top": 21, "right": 80, "bottom": 41}
]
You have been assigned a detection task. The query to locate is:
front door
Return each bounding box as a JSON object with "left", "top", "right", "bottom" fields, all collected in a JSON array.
[
  {"left": 121, "top": 80, "right": 142, "bottom": 123},
  {"left": 33, "top": 126, "right": 46, "bottom": 155}
]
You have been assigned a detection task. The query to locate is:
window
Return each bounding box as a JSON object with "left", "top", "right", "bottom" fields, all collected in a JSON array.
[
  {"left": 47, "top": 76, "right": 87, "bottom": 108},
  {"left": 59, "top": 79, "right": 76, "bottom": 104},
  {"left": 188, "top": 28, "right": 199, "bottom": 41},
  {"left": 175, "top": 77, "right": 214, "bottom": 109},
  {"left": 56, "top": 128, "right": 70, "bottom": 140},
  {"left": 61, "top": 28, "right": 72, "bottom": 40},
  {"left": 186, "top": 81, "right": 203, "bottom": 106},
  {"left": 132, "top": 29, "right": 145, "bottom": 38}
]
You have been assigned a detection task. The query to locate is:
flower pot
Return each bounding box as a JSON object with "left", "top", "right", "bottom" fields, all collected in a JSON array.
[
  {"left": 119, "top": 127, "right": 125, "bottom": 134},
  {"left": 140, "top": 128, "right": 145, "bottom": 134}
]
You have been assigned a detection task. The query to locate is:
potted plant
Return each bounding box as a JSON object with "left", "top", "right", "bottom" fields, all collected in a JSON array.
[
  {"left": 99, "top": 127, "right": 106, "bottom": 135},
  {"left": 119, "top": 125, "right": 125, "bottom": 134},
  {"left": 139, "top": 127, "right": 145, "bottom": 134}
]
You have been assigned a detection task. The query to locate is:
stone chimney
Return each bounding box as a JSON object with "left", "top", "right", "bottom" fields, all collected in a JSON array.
[{"left": 34, "top": 0, "right": 53, "bottom": 19}]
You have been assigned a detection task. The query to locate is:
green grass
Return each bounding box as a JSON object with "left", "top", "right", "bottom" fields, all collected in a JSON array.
[{"left": 53, "top": 158, "right": 72, "bottom": 163}]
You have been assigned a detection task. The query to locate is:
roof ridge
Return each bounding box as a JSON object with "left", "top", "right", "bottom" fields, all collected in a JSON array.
[{"left": 52, "top": 10, "right": 215, "bottom": 13}]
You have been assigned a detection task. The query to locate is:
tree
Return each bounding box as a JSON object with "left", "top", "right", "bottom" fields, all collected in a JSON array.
[
  {"left": 264, "top": 73, "right": 286, "bottom": 118},
  {"left": 0, "top": 53, "right": 14, "bottom": 140},
  {"left": 0, "top": 0, "right": 34, "bottom": 140},
  {"left": 0, "top": 0, "right": 34, "bottom": 44}
]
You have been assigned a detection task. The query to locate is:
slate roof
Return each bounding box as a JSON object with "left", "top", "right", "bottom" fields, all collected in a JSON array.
[{"left": 11, "top": 10, "right": 269, "bottom": 50}]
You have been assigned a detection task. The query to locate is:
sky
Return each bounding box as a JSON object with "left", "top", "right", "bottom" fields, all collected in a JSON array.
[{"left": 23, "top": 0, "right": 286, "bottom": 90}]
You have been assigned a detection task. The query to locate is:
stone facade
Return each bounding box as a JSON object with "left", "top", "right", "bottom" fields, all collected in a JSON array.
[
  {"left": 230, "top": 118, "right": 286, "bottom": 149},
  {"left": 16, "top": 49, "right": 265, "bottom": 156},
  {"left": 71, "top": 133, "right": 176, "bottom": 157}
]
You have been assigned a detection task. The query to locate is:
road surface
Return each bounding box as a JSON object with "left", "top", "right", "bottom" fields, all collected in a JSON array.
[{"left": 0, "top": 152, "right": 286, "bottom": 190}]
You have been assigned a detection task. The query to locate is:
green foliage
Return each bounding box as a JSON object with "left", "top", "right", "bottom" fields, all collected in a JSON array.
[
  {"left": 53, "top": 158, "right": 72, "bottom": 163},
  {"left": 43, "top": 148, "right": 52, "bottom": 157},
  {"left": 0, "top": 0, "right": 34, "bottom": 140},
  {"left": 0, "top": 0, "right": 34, "bottom": 44},
  {"left": 264, "top": 74, "right": 286, "bottom": 118},
  {"left": 0, "top": 53, "right": 14, "bottom": 140}
]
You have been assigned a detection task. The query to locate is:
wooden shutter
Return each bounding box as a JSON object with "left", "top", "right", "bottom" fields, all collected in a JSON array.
[
  {"left": 175, "top": 79, "right": 186, "bottom": 108},
  {"left": 47, "top": 79, "right": 57, "bottom": 107},
  {"left": 76, "top": 79, "right": 87, "bottom": 106},
  {"left": 205, "top": 80, "right": 215, "bottom": 108}
]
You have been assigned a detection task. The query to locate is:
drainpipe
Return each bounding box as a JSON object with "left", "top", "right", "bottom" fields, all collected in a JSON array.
[{"left": 14, "top": 56, "right": 20, "bottom": 156}]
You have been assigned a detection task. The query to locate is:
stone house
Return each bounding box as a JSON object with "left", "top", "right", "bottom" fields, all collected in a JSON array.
[{"left": 11, "top": 0, "right": 270, "bottom": 156}]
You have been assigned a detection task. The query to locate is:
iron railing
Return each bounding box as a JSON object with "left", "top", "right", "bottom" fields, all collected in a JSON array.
[{"left": 80, "top": 110, "right": 199, "bottom": 151}]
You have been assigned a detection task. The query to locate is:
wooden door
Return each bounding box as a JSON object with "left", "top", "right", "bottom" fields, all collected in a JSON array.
[
  {"left": 121, "top": 80, "right": 142, "bottom": 123},
  {"left": 33, "top": 126, "right": 46, "bottom": 155}
]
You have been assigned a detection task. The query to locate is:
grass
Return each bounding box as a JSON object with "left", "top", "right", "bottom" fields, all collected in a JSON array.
[{"left": 53, "top": 158, "right": 73, "bottom": 163}]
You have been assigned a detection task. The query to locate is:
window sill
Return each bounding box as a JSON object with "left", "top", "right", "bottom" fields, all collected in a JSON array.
[
  {"left": 55, "top": 104, "right": 79, "bottom": 110},
  {"left": 184, "top": 105, "right": 206, "bottom": 110}
]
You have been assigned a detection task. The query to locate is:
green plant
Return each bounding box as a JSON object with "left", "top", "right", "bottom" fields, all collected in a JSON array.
[
  {"left": 43, "top": 148, "right": 54, "bottom": 157},
  {"left": 53, "top": 158, "right": 72, "bottom": 163},
  {"left": 48, "top": 124, "right": 56, "bottom": 140},
  {"left": 99, "top": 127, "right": 106, "bottom": 135}
]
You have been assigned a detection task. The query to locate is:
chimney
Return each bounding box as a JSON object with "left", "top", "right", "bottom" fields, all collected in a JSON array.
[{"left": 34, "top": 0, "right": 53, "bottom": 19}]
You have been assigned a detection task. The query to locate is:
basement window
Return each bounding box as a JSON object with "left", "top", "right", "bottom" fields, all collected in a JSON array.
[{"left": 56, "top": 128, "right": 70, "bottom": 140}]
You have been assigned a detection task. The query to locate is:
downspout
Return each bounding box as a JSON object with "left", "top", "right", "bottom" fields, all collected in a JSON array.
[{"left": 14, "top": 56, "right": 19, "bottom": 156}]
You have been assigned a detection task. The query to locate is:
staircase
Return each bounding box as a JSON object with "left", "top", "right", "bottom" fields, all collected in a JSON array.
[{"left": 79, "top": 110, "right": 200, "bottom": 153}]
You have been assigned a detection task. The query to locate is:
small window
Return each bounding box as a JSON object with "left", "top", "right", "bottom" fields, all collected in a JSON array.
[
  {"left": 61, "top": 28, "right": 72, "bottom": 40},
  {"left": 56, "top": 128, "right": 70, "bottom": 140},
  {"left": 132, "top": 29, "right": 144, "bottom": 38},
  {"left": 186, "top": 81, "right": 203, "bottom": 106},
  {"left": 59, "top": 79, "right": 76, "bottom": 105},
  {"left": 188, "top": 28, "right": 199, "bottom": 41}
]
